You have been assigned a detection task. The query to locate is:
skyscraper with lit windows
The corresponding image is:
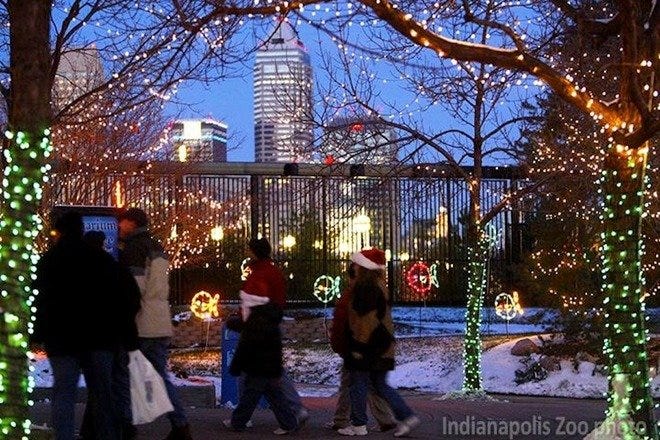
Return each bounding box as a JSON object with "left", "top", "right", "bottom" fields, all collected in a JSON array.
[
  {"left": 253, "top": 19, "right": 313, "bottom": 163},
  {"left": 168, "top": 118, "right": 228, "bottom": 162}
]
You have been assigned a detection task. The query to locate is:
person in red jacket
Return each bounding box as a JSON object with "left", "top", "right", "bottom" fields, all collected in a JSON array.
[
  {"left": 327, "top": 263, "right": 396, "bottom": 432},
  {"left": 224, "top": 238, "right": 305, "bottom": 435}
]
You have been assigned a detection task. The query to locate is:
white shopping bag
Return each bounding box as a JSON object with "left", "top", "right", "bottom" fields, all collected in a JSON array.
[{"left": 128, "top": 350, "right": 174, "bottom": 425}]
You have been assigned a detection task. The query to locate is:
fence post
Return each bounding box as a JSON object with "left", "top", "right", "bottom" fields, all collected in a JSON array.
[{"left": 250, "top": 174, "right": 260, "bottom": 239}]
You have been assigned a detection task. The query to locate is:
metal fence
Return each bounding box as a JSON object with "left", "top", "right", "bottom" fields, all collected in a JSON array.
[{"left": 48, "top": 161, "right": 525, "bottom": 305}]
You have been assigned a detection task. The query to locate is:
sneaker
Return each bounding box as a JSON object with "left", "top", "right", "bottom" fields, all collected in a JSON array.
[
  {"left": 223, "top": 419, "right": 252, "bottom": 430},
  {"left": 393, "top": 416, "right": 420, "bottom": 437},
  {"left": 338, "top": 425, "right": 368, "bottom": 436},
  {"left": 273, "top": 428, "right": 291, "bottom": 435},
  {"left": 325, "top": 421, "right": 349, "bottom": 430}
]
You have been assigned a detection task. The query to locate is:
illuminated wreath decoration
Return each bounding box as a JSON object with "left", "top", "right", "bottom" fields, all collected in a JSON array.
[
  {"left": 190, "top": 290, "right": 220, "bottom": 320},
  {"left": 494, "top": 292, "right": 523, "bottom": 321},
  {"left": 313, "top": 275, "right": 341, "bottom": 303},
  {"left": 405, "top": 262, "right": 438, "bottom": 297}
]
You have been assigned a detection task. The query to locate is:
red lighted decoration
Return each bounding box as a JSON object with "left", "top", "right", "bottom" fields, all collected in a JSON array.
[
  {"left": 350, "top": 123, "right": 364, "bottom": 132},
  {"left": 324, "top": 154, "right": 335, "bottom": 165},
  {"left": 406, "top": 262, "right": 432, "bottom": 296}
]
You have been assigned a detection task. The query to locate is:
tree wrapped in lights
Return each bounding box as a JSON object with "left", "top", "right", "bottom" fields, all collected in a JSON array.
[
  {"left": 0, "top": 1, "right": 251, "bottom": 436},
  {"left": 0, "top": 3, "right": 51, "bottom": 438}
]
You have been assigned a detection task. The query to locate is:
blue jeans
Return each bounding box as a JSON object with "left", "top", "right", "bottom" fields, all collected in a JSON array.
[
  {"left": 348, "top": 370, "right": 413, "bottom": 427},
  {"left": 50, "top": 351, "right": 119, "bottom": 440},
  {"left": 231, "top": 375, "right": 298, "bottom": 431},
  {"left": 138, "top": 337, "right": 188, "bottom": 427}
]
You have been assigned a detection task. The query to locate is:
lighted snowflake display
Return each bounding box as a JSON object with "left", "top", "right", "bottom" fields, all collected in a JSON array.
[{"left": 313, "top": 275, "right": 341, "bottom": 303}]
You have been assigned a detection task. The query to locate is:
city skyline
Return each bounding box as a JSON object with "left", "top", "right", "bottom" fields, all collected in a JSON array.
[{"left": 168, "top": 18, "right": 422, "bottom": 164}]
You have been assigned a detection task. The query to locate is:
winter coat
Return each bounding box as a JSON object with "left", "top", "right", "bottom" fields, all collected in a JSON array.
[
  {"left": 345, "top": 280, "right": 395, "bottom": 371},
  {"left": 330, "top": 288, "right": 352, "bottom": 357},
  {"left": 119, "top": 227, "right": 172, "bottom": 338},
  {"left": 241, "top": 258, "right": 286, "bottom": 310},
  {"left": 32, "top": 237, "right": 136, "bottom": 355},
  {"left": 229, "top": 302, "right": 284, "bottom": 378}
]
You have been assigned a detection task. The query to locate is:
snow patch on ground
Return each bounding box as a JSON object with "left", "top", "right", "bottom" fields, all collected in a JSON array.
[{"left": 29, "top": 306, "right": 660, "bottom": 400}]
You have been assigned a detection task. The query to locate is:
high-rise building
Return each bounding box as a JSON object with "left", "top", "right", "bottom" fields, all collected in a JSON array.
[
  {"left": 168, "top": 118, "right": 228, "bottom": 162},
  {"left": 253, "top": 19, "right": 313, "bottom": 163},
  {"left": 53, "top": 45, "right": 105, "bottom": 111},
  {"left": 320, "top": 115, "right": 398, "bottom": 164}
]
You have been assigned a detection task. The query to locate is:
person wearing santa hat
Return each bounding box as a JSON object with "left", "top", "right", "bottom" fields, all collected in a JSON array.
[{"left": 338, "top": 248, "right": 419, "bottom": 437}]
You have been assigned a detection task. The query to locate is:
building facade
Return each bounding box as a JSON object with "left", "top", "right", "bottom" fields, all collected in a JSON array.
[
  {"left": 169, "top": 118, "right": 228, "bottom": 162},
  {"left": 320, "top": 115, "right": 399, "bottom": 164},
  {"left": 253, "top": 20, "right": 313, "bottom": 163},
  {"left": 53, "top": 45, "right": 105, "bottom": 112}
]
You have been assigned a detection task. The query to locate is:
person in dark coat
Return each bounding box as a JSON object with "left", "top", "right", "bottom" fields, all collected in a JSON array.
[
  {"left": 224, "top": 238, "right": 298, "bottom": 434},
  {"left": 79, "top": 230, "right": 141, "bottom": 440},
  {"left": 327, "top": 263, "right": 396, "bottom": 431},
  {"left": 31, "top": 211, "right": 132, "bottom": 440},
  {"left": 339, "top": 248, "right": 419, "bottom": 438}
]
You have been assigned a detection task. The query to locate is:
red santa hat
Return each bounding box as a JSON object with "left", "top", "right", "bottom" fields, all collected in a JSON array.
[{"left": 351, "top": 248, "right": 386, "bottom": 271}]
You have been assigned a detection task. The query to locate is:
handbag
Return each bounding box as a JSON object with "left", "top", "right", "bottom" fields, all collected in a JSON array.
[{"left": 128, "top": 350, "right": 174, "bottom": 425}]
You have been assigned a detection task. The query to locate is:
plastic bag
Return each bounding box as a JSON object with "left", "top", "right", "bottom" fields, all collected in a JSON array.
[{"left": 128, "top": 350, "right": 174, "bottom": 425}]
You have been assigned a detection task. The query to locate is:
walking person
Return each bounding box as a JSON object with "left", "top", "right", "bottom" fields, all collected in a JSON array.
[
  {"left": 32, "top": 211, "right": 128, "bottom": 440},
  {"left": 339, "top": 248, "right": 420, "bottom": 437},
  {"left": 118, "top": 208, "right": 193, "bottom": 440},
  {"left": 79, "top": 230, "right": 142, "bottom": 440},
  {"left": 327, "top": 262, "right": 397, "bottom": 432},
  {"left": 223, "top": 238, "right": 299, "bottom": 434}
]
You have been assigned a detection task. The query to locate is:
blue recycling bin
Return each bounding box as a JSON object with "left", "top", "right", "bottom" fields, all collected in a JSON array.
[{"left": 220, "top": 322, "right": 267, "bottom": 408}]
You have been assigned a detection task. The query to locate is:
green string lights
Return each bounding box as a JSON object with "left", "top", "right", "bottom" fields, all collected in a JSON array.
[
  {"left": 462, "top": 230, "right": 490, "bottom": 392},
  {"left": 0, "top": 129, "right": 52, "bottom": 439},
  {"left": 598, "top": 144, "right": 657, "bottom": 440}
]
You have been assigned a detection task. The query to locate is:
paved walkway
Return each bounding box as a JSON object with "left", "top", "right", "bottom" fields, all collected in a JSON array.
[{"left": 30, "top": 392, "right": 635, "bottom": 439}]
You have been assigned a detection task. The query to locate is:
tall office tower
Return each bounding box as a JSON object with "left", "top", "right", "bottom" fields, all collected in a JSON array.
[
  {"left": 53, "top": 45, "right": 105, "bottom": 111},
  {"left": 168, "top": 118, "right": 228, "bottom": 162},
  {"left": 254, "top": 19, "right": 313, "bottom": 163},
  {"left": 320, "top": 114, "right": 399, "bottom": 164}
]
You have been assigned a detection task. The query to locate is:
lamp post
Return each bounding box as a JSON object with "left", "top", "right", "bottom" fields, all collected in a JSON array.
[
  {"left": 282, "top": 234, "right": 296, "bottom": 250},
  {"left": 353, "top": 212, "right": 371, "bottom": 249},
  {"left": 210, "top": 225, "right": 224, "bottom": 242}
]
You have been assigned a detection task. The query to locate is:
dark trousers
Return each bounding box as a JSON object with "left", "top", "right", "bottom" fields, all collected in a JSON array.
[
  {"left": 231, "top": 375, "right": 298, "bottom": 431},
  {"left": 80, "top": 349, "right": 131, "bottom": 439}
]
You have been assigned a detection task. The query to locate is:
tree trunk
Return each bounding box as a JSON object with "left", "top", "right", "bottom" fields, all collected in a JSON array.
[
  {"left": 0, "top": 1, "right": 52, "bottom": 438},
  {"left": 601, "top": 144, "right": 657, "bottom": 439},
  {"left": 462, "top": 230, "right": 489, "bottom": 392}
]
